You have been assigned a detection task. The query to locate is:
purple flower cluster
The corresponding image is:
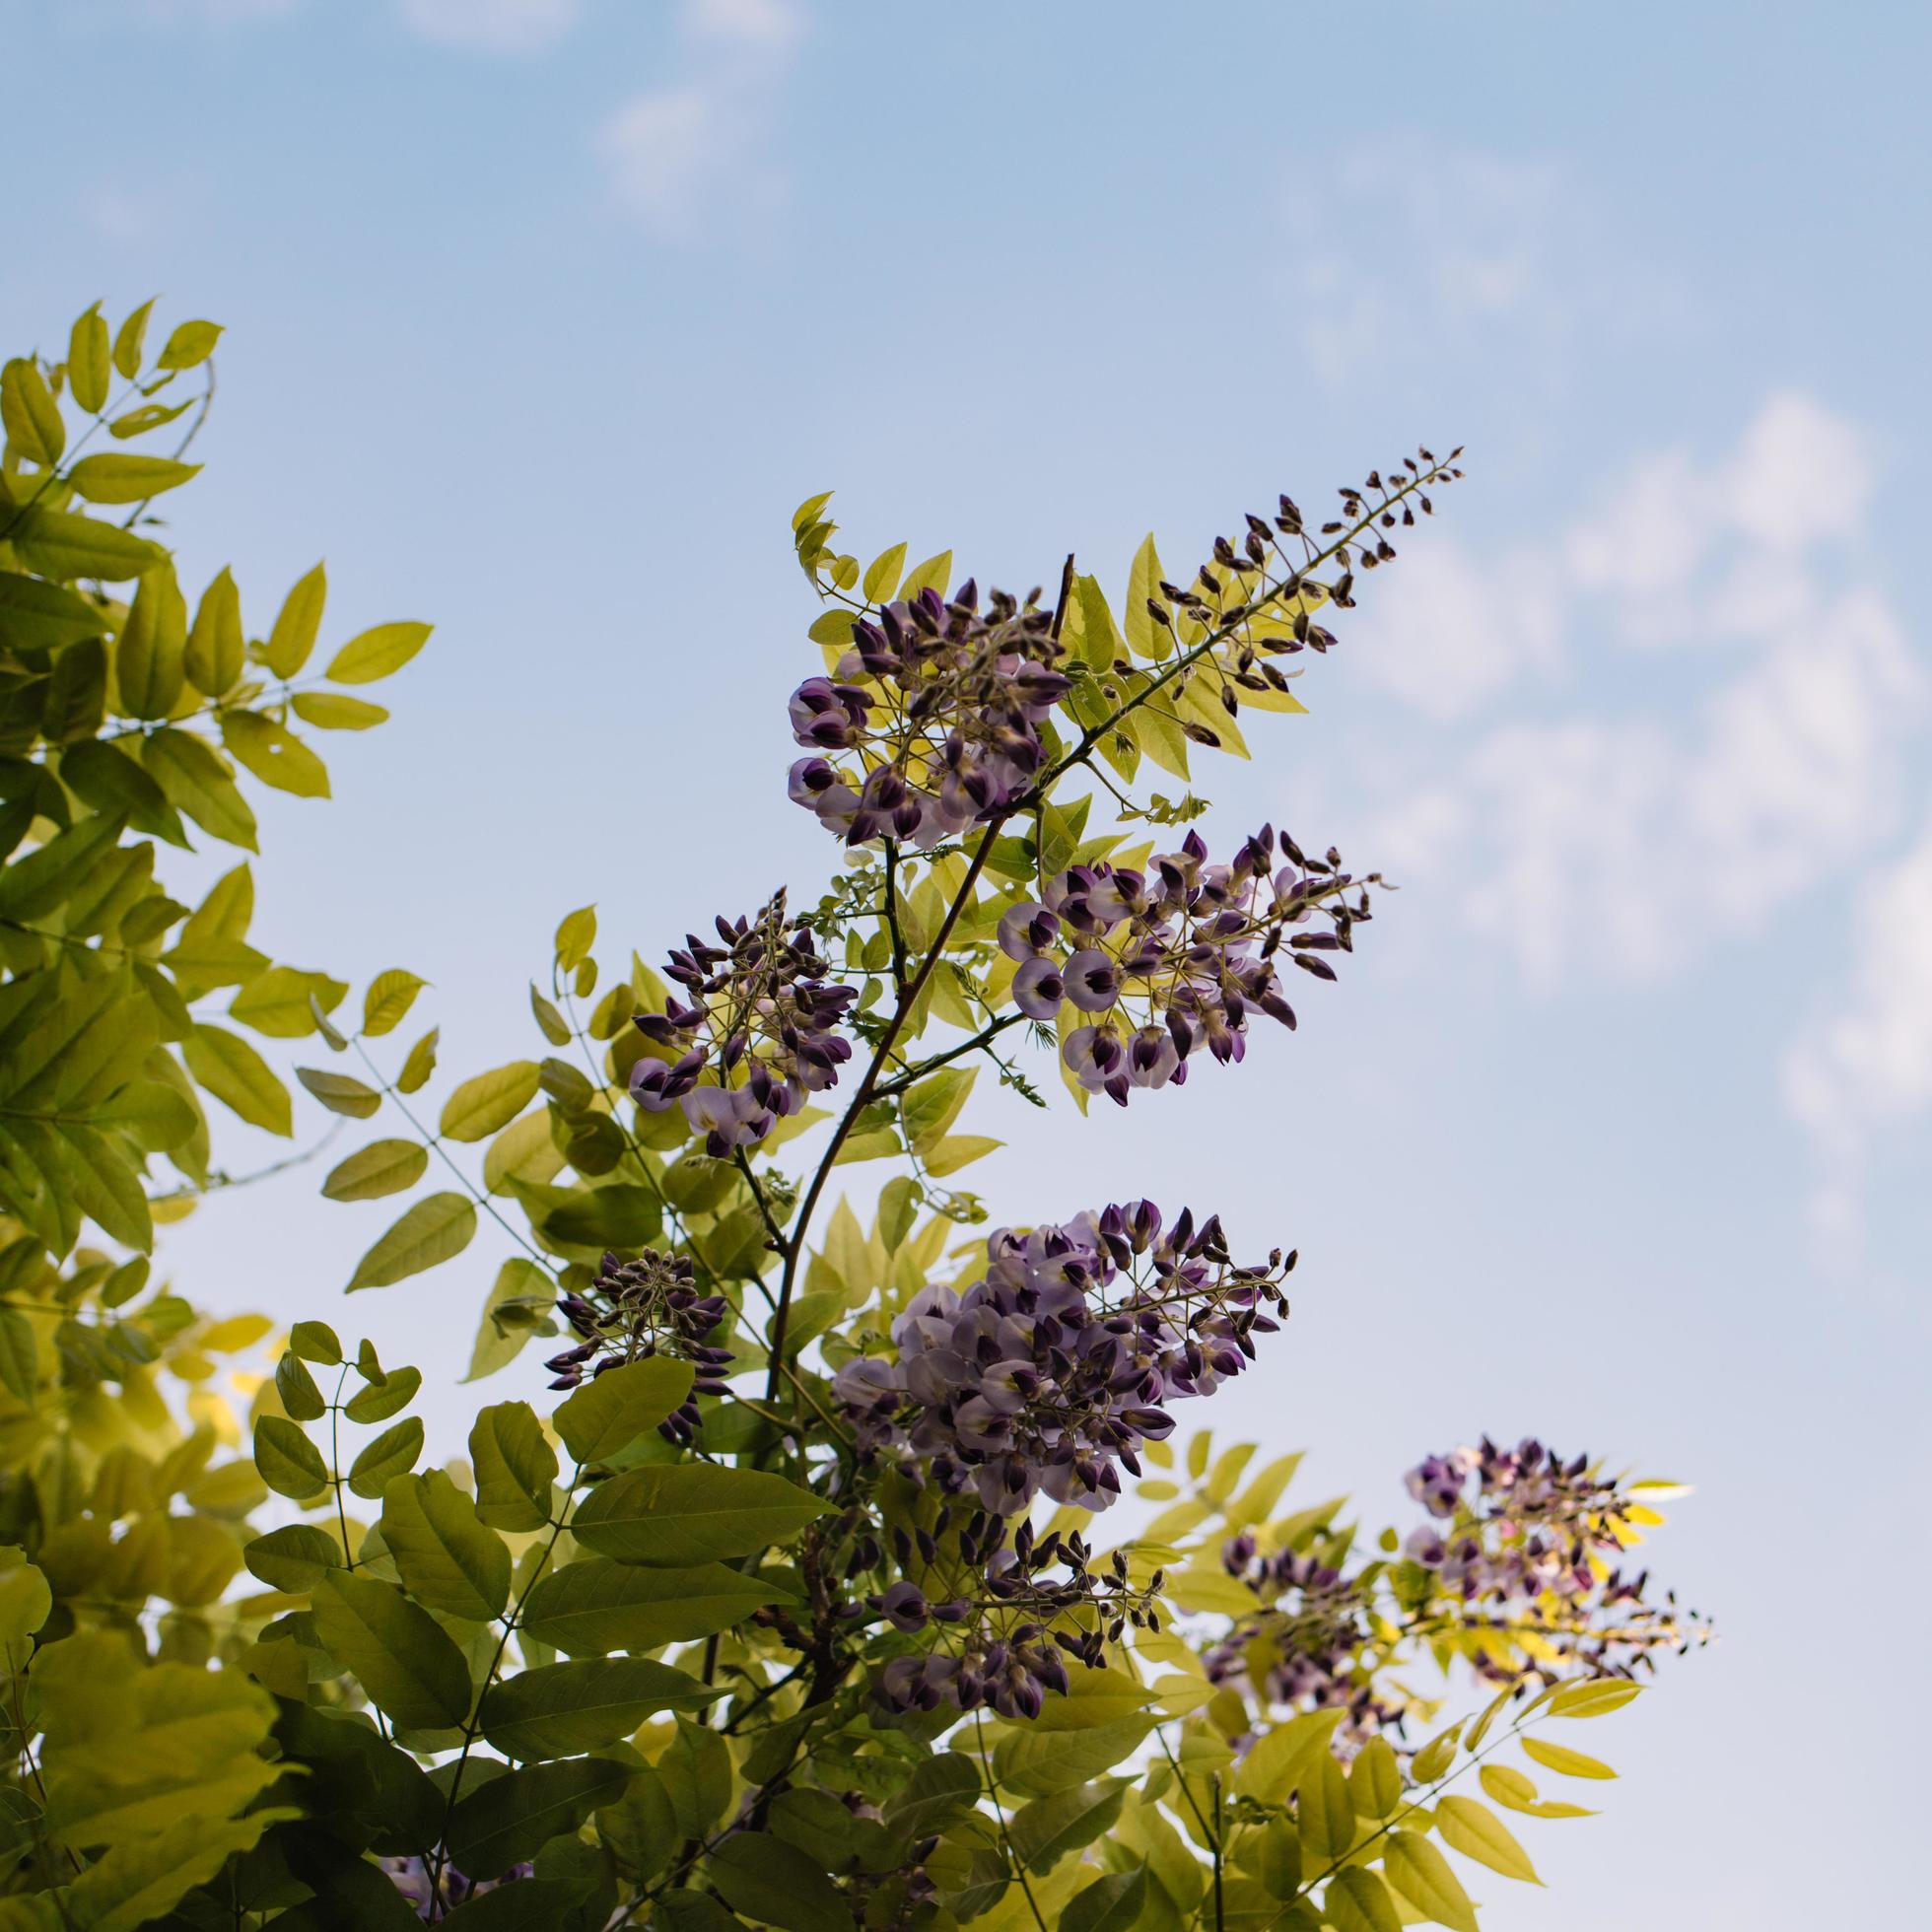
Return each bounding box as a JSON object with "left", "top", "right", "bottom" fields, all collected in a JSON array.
[
  {"left": 1205, "top": 1541, "right": 1398, "bottom": 1738},
  {"left": 543, "top": 1247, "right": 732, "bottom": 1440},
  {"left": 854, "top": 1512, "right": 1160, "bottom": 1718},
  {"left": 787, "top": 580, "right": 1071, "bottom": 847},
  {"left": 630, "top": 891, "right": 856, "bottom": 1155},
  {"left": 1401, "top": 1437, "right": 1633, "bottom": 1603},
  {"left": 834, "top": 1202, "right": 1288, "bottom": 1516},
  {"left": 997, "top": 826, "right": 1372, "bottom": 1105}
]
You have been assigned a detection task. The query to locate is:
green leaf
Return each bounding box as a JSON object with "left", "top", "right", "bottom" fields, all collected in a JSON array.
[
  {"left": 184, "top": 567, "right": 243, "bottom": 697},
  {"left": 479, "top": 1657, "right": 714, "bottom": 1760},
  {"left": 298, "top": 1067, "right": 382, "bottom": 1118},
  {"left": 536, "top": 1182, "right": 660, "bottom": 1251},
  {"left": 156, "top": 318, "right": 223, "bottom": 370},
  {"left": 290, "top": 1319, "right": 343, "bottom": 1362},
  {"left": 266, "top": 561, "right": 327, "bottom": 677},
  {"left": 1234, "top": 1710, "right": 1345, "bottom": 1803},
  {"left": 348, "top": 1417, "right": 424, "bottom": 1498},
  {"left": 111, "top": 299, "right": 155, "bottom": 380},
  {"left": 554, "top": 905, "right": 597, "bottom": 971},
  {"left": 58, "top": 739, "right": 186, "bottom": 847},
  {"left": 276, "top": 1348, "right": 327, "bottom": 1419},
  {"left": 312, "top": 1569, "right": 473, "bottom": 1731},
  {"left": 1297, "top": 1748, "right": 1354, "bottom": 1861},
  {"left": 572, "top": 1463, "right": 831, "bottom": 1565},
  {"left": 900, "top": 1066, "right": 974, "bottom": 1152},
  {"left": 11, "top": 507, "right": 166, "bottom": 582},
  {"left": 292, "top": 690, "right": 388, "bottom": 730},
  {"left": 397, "top": 1025, "right": 439, "bottom": 1093},
  {"left": 861, "top": 541, "right": 908, "bottom": 604},
  {"left": 554, "top": 1356, "right": 694, "bottom": 1464},
  {"left": 0, "top": 1306, "right": 37, "bottom": 1402},
  {"left": 108, "top": 397, "right": 192, "bottom": 439},
  {"left": 1520, "top": 1737, "right": 1616, "bottom": 1779},
  {"left": 0, "top": 570, "right": 108, "bottom": 652},
  {"left": 242, "top": 1523, "right": 344, "bottom": 1590},
  {"left": 323, "top": 1138, "right": 429, "bottom": 1202},
  {"left": 41, "top": 633, "right": 107, "bottom": 744},
  {"left": 900, "top": 549, "right": 952, "bottom": 599},
  {"left": 520, "top": 1557, "right": 790, "bottom": 1656},
  {"left": 1411, "top": 1722, "right": 1463, "bottom": 1785},
  {"left": 1, "top": 357, "right": 63, "bottom": 465},
  {"left": 363, "top": 968, "right": 427, "bottom": 1037},
  {"left": 380, "top": 1470, "right": 511, "bottom": 1621},
  {"left": 1548, "top": 1679, "right": 1643, "bottom": 1719},
  {"left": 446, "top": 1758, "right": 629, "bottom": 1882},
  {"left": 253, "top": 1415, "right": 330, "bottom": 1500},
  {"left": 141, "top": 727, "right": 257, "bottom": 850},
  {"left": 344, "top": 1364, "right": 423, "bottom": 1423},
  {"left": 326, "top": 620, "right": 433, "bottom": 684},
  {"left": 1326, "top": 1868, "right": 1403, "bottom": 1932},
  {"left": 657, "top": 1716, "right": 732, "bottom": 1838},
  {"left": 1436, "top": 1795, "right": 1542, "bottom": 1884},
  {"left": 1384, "top": 1830, "right": 1479, "bottom": 1932},
  {"left": 222, "top": 711, "right": 330, "bottom": 797},
  {"left": 347, "top": 1192, "right": 477, "bottom": 1291},
  {"left": 66, "top": 1810, "right": 282, "bottom": 1932},
  {"left": 68, "top": 306, "right": 110, "bottom": 414},
  {"left": 66, "top": 453, "right": 200, "bottom": 505},
  {"left": 441, "top": 1062, "right": 541, "bottom": 1142},
  {"left": 1062, "top": 1868, "right": 1147, "bottom": 1932},
  {"left": 708, "top": 1832, "right": 852, "bottom": 1932},
  {"left": 1007, "top": 1779, "right": 1129, "bottom": 1873},
  {"left": 228, "top": 966, "right": 348, "bottom": 1038},
  {"left": 465, "top": 1257, "right": 553, "bottom": 1382},
  {"left": 1350, "top": 1735, "right": 1403, "bottom": 1818},
  {"left": 470, "top": 1401, "right": 558, "bottom": 1530}
]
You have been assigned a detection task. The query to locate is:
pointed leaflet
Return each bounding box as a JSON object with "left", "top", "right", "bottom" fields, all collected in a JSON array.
[
  {"left": 553, "top": 1356, "right": 694, "bottom": 1464},
  {"left": 1436, "top": 1795, "right": 1542, "bottom": 1884},
  {"left": 67, "top": 454, "right": 201, "bottom": 505},
  {"left": 222, "top": 712, "right": 330, "bottom": 797},
  {"left": 707, "top": 1833, "right": 852, "bottom": 1932},
  {"left": 1062, "top": 1868, "right": 1148, "bottom": 1932},
  {"left": 1007, "top": 1779, "right": 1131, "bottom": 1873},
  {"left": 1383, "top": 1831, "right": 1479, "bottom": 1932},
  {"left": 323, "top": 1138, "right": 429, "bottom": 1201},
  {"left": 571, "top": 1463, "right": 831, "bottom": 1564},
  {"left": 347, "top": 1192, "right": 476, "bottom": 1290},
  {"left": 311, "top": 1570, "right": 472, "bottom": 1731},
  {"left": 519, "top": 1557, "right": 792, "bottom": 1655},
  {"left": 445, "top": 1758, "right": 629, "bottom": 1883},
  {"left": 1326, "top": 1869, "right": 1403, "bottom": 1932},
  {"left": 441, "top": 1062, "right": 540, "bottom": 1141},
  {"left": 326, "top": 621, "right": 433, "bottom": 684},
  {"left": 253, "top": 1416, "right": 330, "bottom": 1500},
  {"left": 478, "top": 1657, "right": 715, "bottom": 1760},
  {"left": 347, "top": 1418, "right": 423, "bottom": 1498},
  {"left": 1297, "top": 1748, "right": 1355, "bottom": 1861},
  {"left": 469, "top": 1401, "right": 557, "bottom": 1530},
  {"left": 1520, "top": 1737, "right": 1616, "bottom": 1779},
  {"left": 116, "top": 565, "right": 187, "bottom": 719},
  {"left": 64, "top": 1808, "right": 286, "bottom": 1932},
  {"left": 266, "top": 561, "right": 326, "bottom": 677},
  {"left": 1549, "top": 1679, "right": 1643, "bottom": 1719},
  {"left": 184, "top": 567, "right": 243, "bottom": 697},
  {"left": 380, "top": 1470, "right": 511, "bottom": 1620},
  {"left": 142, "top": 729, "right": 257, "bottom": 850},
  {"left": 363, "top": 968, "right": 427, "bottom": 1036},
  {"left": 465, "top": 1257, "right": 552, "bottom": 1381}
]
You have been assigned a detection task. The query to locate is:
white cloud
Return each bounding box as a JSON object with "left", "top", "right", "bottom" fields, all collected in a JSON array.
[
  {"left": 596, "top": 0, "right": 804, "bottom": 240},
  {"left": 1367, "top": 394, "right": 1923, "bottom": 986},
  {"left": 400, "top": 0, "right": 580, "bottom": 54},
  {"left": 1784, "top": 822, "right": 1932, "bottom": 1205}
]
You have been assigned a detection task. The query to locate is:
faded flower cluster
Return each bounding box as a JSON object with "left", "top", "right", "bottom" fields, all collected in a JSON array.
[
  {"left": 543, "top": 1247, "right": 732, "bottom": 1442},
  {"left": 834, "top": 1201, "right": 1289, "bottom": 1517},
  {"left": 787, "top": 580, "right": 1070, "bottom": 847},
  {"left": 630, "top": 890, "right": 855, "bottom": 1154},
  {"left": 998, "top": 826, "right": 1373, "bottom": 1105}
]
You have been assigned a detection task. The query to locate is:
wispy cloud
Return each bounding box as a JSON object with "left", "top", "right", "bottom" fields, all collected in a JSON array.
[
  {"left": 1369, "top": 393, "right": 1921, "bottom": 984},
  {"left": 398, "top": 0, "right": 581, "bottom": 56},
  {"left": 596, "top": 0, "right": 804, "bottom": 241}
]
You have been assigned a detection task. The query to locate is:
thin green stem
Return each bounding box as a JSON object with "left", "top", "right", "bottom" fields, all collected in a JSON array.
[{"left": 975, "top": 1706, "right": 1050, "bottom": 1932}]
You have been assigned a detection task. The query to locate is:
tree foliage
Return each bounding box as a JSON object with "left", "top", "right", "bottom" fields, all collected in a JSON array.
[{"left": 0, "top": 304, "right": 1706, "bottom": 1928}]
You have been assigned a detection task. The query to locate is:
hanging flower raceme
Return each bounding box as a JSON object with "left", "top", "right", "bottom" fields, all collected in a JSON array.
[
  {"left": 543, "top": 1247, "right": 733, "bottom": 1441},
  {"left": 834, "top": 1201, "right": 1290, "bottom": 1518},
  {"left": 629, "top": 890, "right": 856, "bottom": 1156},
  {"left": 999, "top": 825, "right": 1376, "bottom": 1106},
  {"left": 787, "top": 579, "right": 1071, "bottom": 848}
]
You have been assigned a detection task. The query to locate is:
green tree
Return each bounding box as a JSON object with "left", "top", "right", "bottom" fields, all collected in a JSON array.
[{"left": 0, "top": 304, "right": 1704, "bottom": 1930}]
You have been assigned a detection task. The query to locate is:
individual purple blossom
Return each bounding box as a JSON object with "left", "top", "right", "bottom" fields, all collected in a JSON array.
[{"left": 381, "top": 1855, "right": 532, "bottom": 1922}]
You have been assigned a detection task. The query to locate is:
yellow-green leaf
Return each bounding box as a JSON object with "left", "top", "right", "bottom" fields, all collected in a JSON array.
[
  {"left": 229, "top": 966, "right": 348, "bottom": 1037},
  {"left": 184, "top": 567, "right": 243, "bottom": 697},
  {"left": 183, "top": 1023, "right": 291, "bottom": 1135},
  {"left": 156, "top": 319, "right": 223, "bottom": 371},
  {"left": 66, "top": 453, "right": 200, "bottom": 505},
  {"left": 325, "top": 620, "right": 432, "bottom": 684},
  {"left": 1437, "top": 1795, "right": 1542, "bottom": 1884},
  {"left": 112, "top": 299, "right": 156, "bottom": 379},
  {"left": 362, "top": 968, "right": 427, "bottom": 1037},
  {"left": 297, "top": 1067, "right": 381, "bottom": 1119},
  {"left": 1, "top": 357, "right": 63, "bottom": 465},
  {"left": 441, "top": 1061, "right": 540, "bottom": 1141},
  {"left": 68, "top": 306, "right": 111, "bottom": 414},
  {"left": 397, "top": 1026, "right": 438, "bottom": 1094},
  {"left": 265, "top": 561, "right": 326, "bottom": 677},
  {"left": 1549, "top": 1679, "right": 1644, "bottom": 1719},
  {"left": 1385, "top": 1830, "right": 1478, "bottom": 1932},
  {"left": 1326, "top": 1868, "right": 1403, "bottom": 1932},
  {"left": 380, "top": 1469, "right": 510, "bottom": 1621},
  {"left": 291, "top": 690, "right": 387, "bottom": 730},
  {"left": 1520, "top": 1737, "right": 1616, "bottom": 1779},
  {"left": 554, "top": 1356, "right": 695, "bottom": 1464},
  {"left": 347, "top": 1192, "right": 477, "bottom": 1291},
  {"left": 221, "top": 711, "right": 330, "bottom": 797}
]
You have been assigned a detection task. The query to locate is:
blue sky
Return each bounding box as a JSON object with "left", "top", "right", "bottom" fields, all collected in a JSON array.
[{"left": 8, "top": 1, "right": 1929, "bottom": 1923}]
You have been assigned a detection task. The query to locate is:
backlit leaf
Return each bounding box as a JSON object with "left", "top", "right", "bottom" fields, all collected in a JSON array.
[
  {"left": 441, "top": 1062, "right": 541, "bottom": 1142},
  {"left": 347, "top": 1193, "right": 476, "bottom": 1290},
  {"left": 554, "top": 1356, "right": 694, "bottom": 1464},
  {"left": 266, "top": 560, "right": 326, "bottom": 677},
  {"left": 520, "top": 1557, "right": 791, "bottom": 1656},
  {"left": 380, "top": 1470, "right": 511, "bottom": 1620},
  {"left": 1437, "top": 1795, "right": 1542, "bottom": 1884},
  {"left": 326, "top": 620, "right": 433, "bottom": 684},
  {"left": 479, "top": 1657, "right": 715, "bottom": 1760},
  {"left": 571, "top": 1463, "right": 830, "bottom": 1565},
  {"left": 323, "top": 1138, "right": 429, "bottom": 1202},
  {"left": 311, "top": 1569, "right": 472, "bottom": 1730}
]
